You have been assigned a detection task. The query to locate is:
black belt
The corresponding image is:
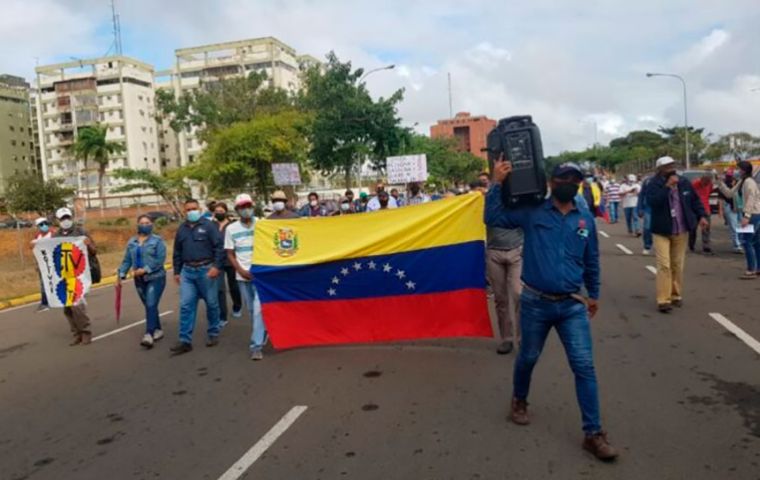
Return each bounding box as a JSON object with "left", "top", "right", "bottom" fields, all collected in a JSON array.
[
  {"left": 522, "top": 283, "right": 581, "bottom": 303},
  {"left": 185, "top": 259, "right": 213, "bottom": 267}
]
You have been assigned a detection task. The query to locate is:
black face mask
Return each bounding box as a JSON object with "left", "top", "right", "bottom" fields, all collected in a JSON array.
[
  {"left": 663, "top": 171, "right": 677, "bottom": 179},
  {"left": 410, "top": 187, "right": 420, "bottom": 195},
  {"left": 551, "top": 183, "right": 578, "bottom": 204},
  {"left": 214, "top": 213, "right": 226, "bottom": 221},
  {"left": 379, "top": 199, "right": 389, "bottom": 207}
]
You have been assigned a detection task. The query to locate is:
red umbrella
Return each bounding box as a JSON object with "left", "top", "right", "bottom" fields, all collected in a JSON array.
[{"left": 114, "top": 282, "right": 122, "bottom": 325}]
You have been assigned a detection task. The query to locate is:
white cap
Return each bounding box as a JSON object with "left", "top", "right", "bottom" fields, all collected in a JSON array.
[
  {"left": 35, "top": 217, "right": 48, "bottom": 226},
  {"left": 627, "top": 174, "right": 636, "bottom": 182},
  {"left": 655, "top": 156, "right": 676, "bottom": 168},
  {"left": 234, "top": 193, "right": 253, "bottom": 208},
  {"left": 55, "top": 207, "right": 73, "bottom": 219}
]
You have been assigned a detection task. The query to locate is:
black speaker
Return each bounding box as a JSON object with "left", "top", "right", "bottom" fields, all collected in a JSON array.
[{"left": 486, "top": 115, "right": 547, "bottom": 207}]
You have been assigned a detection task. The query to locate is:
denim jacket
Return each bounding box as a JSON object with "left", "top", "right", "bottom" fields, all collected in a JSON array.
[{"left": 118, "top": 234, "right": 167, "bottom": 281}]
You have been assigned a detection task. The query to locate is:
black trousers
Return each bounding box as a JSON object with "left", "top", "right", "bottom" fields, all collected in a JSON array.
[{"left": 218, "top": 265, "right": 242, "bottom": 322}]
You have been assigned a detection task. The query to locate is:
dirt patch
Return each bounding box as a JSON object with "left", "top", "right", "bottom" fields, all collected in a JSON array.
[{"left": 699, "top": 372, "right": 760, "bottom": 437}]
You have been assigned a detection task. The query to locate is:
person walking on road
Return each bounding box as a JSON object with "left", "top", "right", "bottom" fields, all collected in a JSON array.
[
  {"left": 717, "top": 161, "right": 760, "bottom": 279},
  {"left": 53, "top": 208, "right": 96, "bottom": 346},
  {"left": 213, "top": 202, "right": 242, "bottom": 326},
  {"left": 117, "top": 215, "right": 167, "bottom": 349},
  {"left": 225, "top": 194, "right": 268, "bottom": 361},
  {"left": 269, "top": 190, "right": 300, "bottom": 219},
  {"left": 718, "top": 170, "right": 743, "bottom": 254},
  {"left": 689, "top": 173, "right": 714, "bottom": 255},
  {"left": 170, "top": 199, "right": 225, "bottom": 355},
  {"left": 605, "top": 179, "right": 621, "bottom": 224},
  {"left": 646, "top": 157, "right": 708, "bottom": 313},
  {"left": 32, "top": 217, "right": 54, "bottom": 312},
  {"left": 637, "top": 176, "right": 654, "bottom": 255},
  {"left": 485, "top": 159, "right": 618, "bottom": 461},
  {"left": 620, "top": 175, "right": 641, "bottom": 236},
  {"left": 485, "top": 215, "right": 523, "bottom": 355}
]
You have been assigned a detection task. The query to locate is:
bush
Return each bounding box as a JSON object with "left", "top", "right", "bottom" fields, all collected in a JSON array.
[{"left": 113, "top": 217, "right": 129, "bottom": 226}]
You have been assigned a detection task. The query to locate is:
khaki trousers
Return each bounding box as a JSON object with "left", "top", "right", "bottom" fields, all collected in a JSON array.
[
  {"left": 653, "top": 233, "right": 688, "bottom": 305},
  {"left": 63, "top": 304, "right": 91, "bottom": 335},
  {"left": 486, "top": 247, "right": 523, "bottom": 341}
]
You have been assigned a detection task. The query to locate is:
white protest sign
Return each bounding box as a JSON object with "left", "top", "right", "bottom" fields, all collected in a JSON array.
[
  {"left": 272, "top": 163, "right": 302, "bottom": 186},
  {"left": 386, "top": 154, "right": 428, "bottom": 184},
  {"left": 33, "top": 237, "right": 92, "bottom": 308}
]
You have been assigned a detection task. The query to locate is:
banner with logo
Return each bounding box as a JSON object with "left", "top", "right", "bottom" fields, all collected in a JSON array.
[{"left": 33, "top": 237, "right": 92, "bottom": 308}]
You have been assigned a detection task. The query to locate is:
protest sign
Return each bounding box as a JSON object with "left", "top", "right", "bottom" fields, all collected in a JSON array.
[
  {"left": 272, "top": 163, "right": 302, "bottom": 186},
  {"left": 33, "top": 237, "right": 92, "bottom": 308},
  {"left": 386, "top": 154, "right": 428, "bottom": 184}
]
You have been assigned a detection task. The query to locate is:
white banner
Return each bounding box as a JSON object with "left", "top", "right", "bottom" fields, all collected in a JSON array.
[
  {"left": 386, "top": 154, "right": 428, "bottom": 184},
  {"left": 272, "top": 163, "right": 302, "bottom": 186},
  {"left": 33, "top": 237, "right": 92, "bottom": 308}
]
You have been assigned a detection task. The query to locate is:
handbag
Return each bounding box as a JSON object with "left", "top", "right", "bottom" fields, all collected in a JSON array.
[{"left": 90, "top": 252, "right": 102, "bottom": 284}]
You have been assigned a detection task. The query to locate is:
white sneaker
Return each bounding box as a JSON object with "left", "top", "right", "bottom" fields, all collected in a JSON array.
[
  {"left": 232, "top": 309, "right": 243, "bottom": 319},
  {"left": 140, "top": 334, "right": 154, "bottom": 348},
  {"left": 152, "top": 329, "right": 164, "bottom": 341},
  {"left": 250, "top": 350, "right": 264, "bottom": 361},
  {"left": 642, "top": 249, "right": 651, "bottom": 256}
]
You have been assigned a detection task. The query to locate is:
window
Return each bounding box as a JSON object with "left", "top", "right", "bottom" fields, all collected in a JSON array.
[
  {"left": 107, "top": 96, "right": 112, "bottom": 101},
  {"left": 138, "top": 95, "right": 143, "bottom": 101},
  {"left": 11, "top": 140, "right": 16, "bottom": 146},
  {"left": 123, "top": 158, "right": 128, "bottom": 167},
  {"left": 21, "top": 141, "right": 25, "bottom": 147},
  {"left": 9, "top": 125, "right": 14, "bottom": 131},
  {"left": 12, "top": 155, "right": 18, "bottom": 162}
]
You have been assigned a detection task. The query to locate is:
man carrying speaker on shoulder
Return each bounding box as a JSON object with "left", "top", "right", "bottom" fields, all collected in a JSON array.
[{"left": 484, "top": 158, "right": 618, "bottom": 462}]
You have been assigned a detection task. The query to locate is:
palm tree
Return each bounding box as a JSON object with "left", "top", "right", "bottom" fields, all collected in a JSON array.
[{"left": 72, "top": 124, "right": 125, "bottom": 207}]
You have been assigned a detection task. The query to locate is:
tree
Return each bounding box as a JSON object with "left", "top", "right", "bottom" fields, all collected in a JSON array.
[
  {"left": 110, "top": 168, "right": 191, "bottom": 217},
  {"left": 401, "top": 133, "right": 484, "bottom": 189},
  {"left": 187, "top": 110, "right": 311, "bottom": 196},
  {"left": 300, "top": 52, "right": 405, "bottom": 185},
  {"left": 703, "top": 132, "right": 760, "bottom": 161},
  {"left": 71, "top": 124, "right": 125, "bottom": 206},
  {"left": 657, "top": 126, "right": 707, "bottom": 164},
  {"left": 4, "top": 171, "right": 75, "bottom": 216}
]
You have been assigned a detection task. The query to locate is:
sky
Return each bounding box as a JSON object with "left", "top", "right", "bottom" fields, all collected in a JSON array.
[{"left": 2, "top": 0, "right": 759, "bottom": 155}]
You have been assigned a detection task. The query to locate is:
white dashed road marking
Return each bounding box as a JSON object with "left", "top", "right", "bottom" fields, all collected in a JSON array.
[
  {"left": 599, "top": 231, "right": 610, "bottom": 238},
  {"left": 92, "top": 310, "right": 173, "bottom": 342},
  {"left": 708, "top": 313, "right": 760, "bottom": 355},
  {"left": 616, "top": 244, "right": 634, "bottom": 255},
  {"left": 646, "top": 265, "right": 657, "bottom": 275}
]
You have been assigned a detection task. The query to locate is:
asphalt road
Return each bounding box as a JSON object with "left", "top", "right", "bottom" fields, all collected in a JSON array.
[{"left": 1, "top": 219, "right": 759, "bottom": 480}]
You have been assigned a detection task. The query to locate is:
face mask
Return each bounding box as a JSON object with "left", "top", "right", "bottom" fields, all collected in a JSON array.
[
  {"left": 341, "top": 203, "right": 350, "bottom": 212},
  {"left": 551, "top": 183, "right": 578, "bottom": 204},
  {"left": 272, "top": 201, "right": 285, "bottom": 212},
  {"left": 137, "top": 225, "right": 153, "bottom": 235},
  {"left": 664, "top": 171, "right": 677, "bottom": 179},
  {"left": 214, "top": 212, "right": 226, "bottom": 222},
  {"left": 39, "top": 224, "right": 49, "bottom": 233},
  {"left": 60, "top": 219, "right": 73, "bottom": 230},
  {"left": 186, "top": 210, "right": 202, "bottom": 222},
  {"left": 238, "top": 207, "right": 254, "bottom": 219},
  {"left": 379, "top": 199, "right": 389, "bottom": 207},
  {"left": 584, "top": 177, "right": 593, "bottom": 185},
  {"left": 310, "top": 200, "right": 318, "bottom": 207},
  {"left": 410, "top": 187, "right": 420, "bottom": 196}
]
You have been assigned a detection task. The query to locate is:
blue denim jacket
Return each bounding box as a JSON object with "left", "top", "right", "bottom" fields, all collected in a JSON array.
[{"left": 118, "top": 234, "right": 167, "bottom": 281}]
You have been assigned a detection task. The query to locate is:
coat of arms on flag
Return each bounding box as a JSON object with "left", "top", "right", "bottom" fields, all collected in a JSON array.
[{"left": 273, "top": 228, "right": 298, "bottom": 257}]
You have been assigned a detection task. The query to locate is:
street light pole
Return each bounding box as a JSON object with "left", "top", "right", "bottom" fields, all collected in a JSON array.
[
  {"left": 360, "top": 64, "right": 395, "bottom": 81},
  {"left": 646, "top": 72, "right": 690, "bottom": 169}
]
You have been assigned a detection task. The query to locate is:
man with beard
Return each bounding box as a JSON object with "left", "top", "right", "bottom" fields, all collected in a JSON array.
[{"left": 485, "top": 159, "right": 618, "bottom": 461}]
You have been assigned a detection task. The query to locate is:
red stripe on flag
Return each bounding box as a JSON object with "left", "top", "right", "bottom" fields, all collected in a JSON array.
[{"left": 262, "top": 288, "right": 492, "bottom": 349}]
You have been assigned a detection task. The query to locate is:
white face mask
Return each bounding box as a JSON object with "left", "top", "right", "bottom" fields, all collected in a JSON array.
[
  {"left": 310, "top": 200, "right": 318, "bottom": 207},
  {"left": 273, "top": 201, "right": 285, "bottom": 212},
  {"left": 60, "top": 219, "right": 73, "bottom": 230},
  {"left": 341, "top": 202, "right": 350, "bottom": 211}
]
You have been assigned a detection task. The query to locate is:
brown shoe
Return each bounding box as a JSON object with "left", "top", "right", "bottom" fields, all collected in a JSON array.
[
  {"left": 509, "top": 397, "right": 530, "bottom": 426},
  {"left": 80, "top": 332, "right": 92, "bottom": 345},
  {"left": 583, "top": 431, "right": 619, "bottom": 461},
  {"left": 69, "top": 334, "right": 82, "bottom": 346}
]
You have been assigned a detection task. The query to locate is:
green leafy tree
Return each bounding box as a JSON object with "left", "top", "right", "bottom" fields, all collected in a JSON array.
[
  {"left": 110, "top": 168, "right": 190, "bottom": 217},
  {"left": 300, "top": 52, "right": 405, "bottom": 185},
  {"left": 401, "top": 133, "right": 484, "bottom": 189},
  {"left": 704, "top": 132, "right": 760, "bottom": 161},
  {"left": 4, "top": 171, "right": 75, "bottom": 216},
  {"left": 657, "top": 126, "right": 707, "bottom": 164},
  {"left": 71, "top": 124, "right": 125, "bottom": 205}
]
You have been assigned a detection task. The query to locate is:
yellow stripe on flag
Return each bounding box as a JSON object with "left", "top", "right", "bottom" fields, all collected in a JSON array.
[{"left": 254, "top": 193, "right": 485, "bottom": 267}]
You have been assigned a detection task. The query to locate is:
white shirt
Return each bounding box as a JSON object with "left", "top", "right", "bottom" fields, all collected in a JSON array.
[
  {"left": 366, "top": 196, "right": 398, "bottom": 212},
  {"left": 619, "top": 182, "right": 641, "bottom": 209},
  {"left": 224, "top": 220, "right": 255, "bottom": 281}
]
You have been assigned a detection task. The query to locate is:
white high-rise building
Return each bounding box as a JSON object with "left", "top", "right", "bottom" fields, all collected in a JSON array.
[{"left": 35, "top": 56, "right": 161, "bottom": 203}]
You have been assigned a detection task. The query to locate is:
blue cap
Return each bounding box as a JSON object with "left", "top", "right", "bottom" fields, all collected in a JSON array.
[{"left": 552, "top": 162, "right": 583, "bottom": 179}]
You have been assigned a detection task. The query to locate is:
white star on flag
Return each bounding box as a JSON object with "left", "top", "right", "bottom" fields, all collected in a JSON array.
[
  {"left": 332, "top": 276, "right": 340, "bottom": 285},
  {"left": 341, "top": 267, "right": 350, "bottom": 276},
  {"left": 396, "top": 270, "right": 406, "bottom": 279},
  {"left": 405, "top": 281, "right": 416, "bottom": 290},
  {"left": 353, "top": 262, "right": 362, "bottom": 271},
  {"left": 368, "top": 261, "right": 377, "bottom": 270},
  {"left": 327, "top": 288, "right": 337, "bottom": 296},
  {"left": 383, "top": 263, "right": 392, "bottom": 273}
]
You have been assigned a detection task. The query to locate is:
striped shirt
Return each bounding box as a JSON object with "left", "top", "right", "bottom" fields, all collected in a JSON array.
[
  {"left": 224, "top": 220, "right": 256, "bottom": 281},
  {"left": 606, "top": 182, "right": 621, "bottom": 202}
]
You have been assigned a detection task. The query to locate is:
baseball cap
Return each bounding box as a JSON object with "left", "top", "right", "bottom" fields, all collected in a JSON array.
[
  {"left": 270, "top": 190, "right": 287, "bottom": 201},
  {"left": 627, "top": 174, "right": 636, "bottom": 182},
  {"left": 551, "top": 162, "right": 583, "bottom": 179},
  {"left": 55, "top": 207, "right": 72, "bottom": 219},
  {"left": 234, "top": 193, "right": 253, "bottom": 208},
  {"left": 35, "top": 217, "right": 48, "bottom": 226},
  {"left": 655, "top": 156, "right": 675, "bottom": 168}
]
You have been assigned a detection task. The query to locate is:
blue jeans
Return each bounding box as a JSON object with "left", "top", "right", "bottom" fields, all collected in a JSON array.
[
  {"left": 135, "top": 275, "right": 166, "bottom": 334},
  {"left": 178, "top": 265, "right": 221, "bottom": 344},
  {"left": 642, "top": 210, "right": 653, "bottom": 250},
  {"left": 514, "top": 290, "right": 602, "bottom": 434},
  {"left": 623, "top": 207, "right": 639, "bottom": 233},
  {"left": 740, "top": 214, "right": 760, "bottom": 272},
  {"left": 238, "top": 280, "right": 267, "bottom": 352},
  {"left": 608, "top": 201, "right": 619, "bottom": 223},
  {"left": 723, "top": 202, "right": 741, "bottom": 249}
]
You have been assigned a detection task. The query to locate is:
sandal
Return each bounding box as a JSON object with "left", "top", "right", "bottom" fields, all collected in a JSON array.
[{"left": 739, "top": 272, "right": 757, "bottom": 280}]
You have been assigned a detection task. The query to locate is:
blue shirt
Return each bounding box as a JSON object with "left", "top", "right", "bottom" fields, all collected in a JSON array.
[
  {"left": 484, "top": 185, "right": 601, "bottom": 299},
  {"left": 118, "top": 234, "right": 167, "bottom": 280},
  {"left": 172, "top": 218, "right": 224, "bottom": 274}
]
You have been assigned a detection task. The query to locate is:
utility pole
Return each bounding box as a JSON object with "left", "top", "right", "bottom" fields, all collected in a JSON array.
[
  {"left": 646, "top": 72, "right": 690, "bottom": 169},
  {"left": 447, "top": 72, "right": 453, "bottom": 118}
]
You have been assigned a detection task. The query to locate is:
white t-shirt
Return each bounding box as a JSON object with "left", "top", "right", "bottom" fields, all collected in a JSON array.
[
  {"left": 619, "top": 183, "right": 641, "bottom": 209},
  {"left": 366, "top": 196, "right": 398, "bottom": 212},
  {"left": 224, "top": 220, "right": 256, "bottom": 281}
]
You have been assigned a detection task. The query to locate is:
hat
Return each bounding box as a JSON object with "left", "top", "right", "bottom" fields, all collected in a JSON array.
[
  {"left": 627, "top": 174, "right": 636, "bottom": 182},
  {"left": 234, "top": 193, "right": 253, "bottom": 207},
  {"left": 270, "top": 190, "right": 287, "bottom": 201},
  {"left": 551, "top": 162, "right": 583, "bottom": 179},
  {"left": 55, "top": 207, "right": 72, "bottom": 219},
  {"left": 35, "top": 217, "right": 48, "bottom": 226},
  {"left": 655, "top": 156, "right": 675, "bottom": 168},
  {"left": 359, "top": 192, "right": 368, "bottom": 199}
]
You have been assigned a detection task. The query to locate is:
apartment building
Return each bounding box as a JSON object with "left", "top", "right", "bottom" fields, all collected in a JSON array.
[
  {"left": 161, "top": 36, "right": 316, "bottom": 167},
  {"left": 0, "top": 74, "right": 37, "bottom": 195},
  {"left": 35, "top": 56, "right": 161, "bottom": 202}
]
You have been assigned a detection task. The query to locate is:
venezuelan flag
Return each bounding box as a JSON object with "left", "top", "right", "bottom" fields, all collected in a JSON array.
[{"left": 252, "top": 193, "right": 492, "bottom": 349}]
